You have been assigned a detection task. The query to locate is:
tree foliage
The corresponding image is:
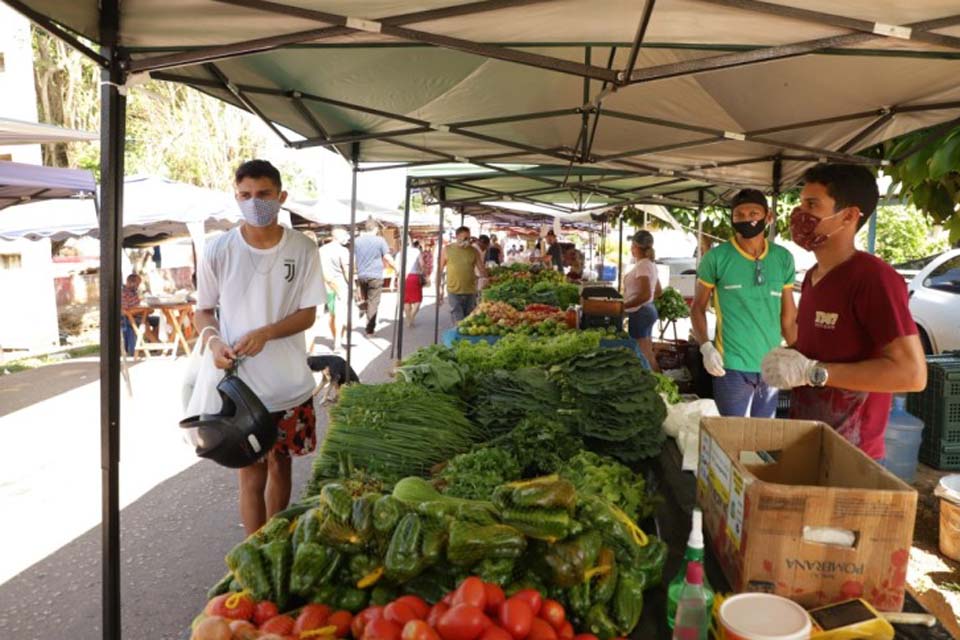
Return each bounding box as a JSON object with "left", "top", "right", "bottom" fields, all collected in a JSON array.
[{"left": 856, "top": 204, "right": 947, "bottom": 265}]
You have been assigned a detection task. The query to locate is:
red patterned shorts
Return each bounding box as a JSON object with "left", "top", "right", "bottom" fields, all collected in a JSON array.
[{"left": 271, "top": 396, "right": 316, "bottom": 457}]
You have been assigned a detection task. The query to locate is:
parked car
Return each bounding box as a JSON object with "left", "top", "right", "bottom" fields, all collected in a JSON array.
[{"left": 905, "top": 248, "right": 960, "bottom": 354}]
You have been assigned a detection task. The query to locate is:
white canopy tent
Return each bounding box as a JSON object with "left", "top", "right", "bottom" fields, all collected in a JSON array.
[
  {"left": 0, "top": 160, "right": 97, "bottom": 210},
  {"left": 0, "top": 116, "right": 97, "bottom": 146},
  {"left": 0, "top": 174, "right": 241, "bottom": 241},
  {"left": 284, "top": 194, "right": 438, "bottom": 228}
]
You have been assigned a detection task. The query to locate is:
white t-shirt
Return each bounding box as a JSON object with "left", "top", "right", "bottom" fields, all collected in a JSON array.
[
  {"left": 623, "top": 258, "right": 658, "bottom": 313},
  {"left": 197, "top": 227, "right": 326, "bottom": 412},
  {"left": 405, "top": 247, "right": 423, "bottom": 275}
]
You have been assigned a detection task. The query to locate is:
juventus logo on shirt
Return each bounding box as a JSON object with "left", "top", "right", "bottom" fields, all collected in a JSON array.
[{"left": 284, "top": 259, "right": 296, "bottom": 283}]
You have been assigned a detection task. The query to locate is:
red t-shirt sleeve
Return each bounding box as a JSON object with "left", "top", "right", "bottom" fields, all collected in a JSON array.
[{"left": 854, "top": 258, "right": 917, "bottom": 354}]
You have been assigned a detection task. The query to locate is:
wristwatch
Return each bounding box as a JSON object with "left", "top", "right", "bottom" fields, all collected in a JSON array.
[{"left": 809, "top": 362, "right": 829, "bottom": 388}]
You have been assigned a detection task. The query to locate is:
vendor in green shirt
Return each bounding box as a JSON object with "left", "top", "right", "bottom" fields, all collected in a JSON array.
[{"left": 691, "top": 189, "right": 797, "bottom": 417}]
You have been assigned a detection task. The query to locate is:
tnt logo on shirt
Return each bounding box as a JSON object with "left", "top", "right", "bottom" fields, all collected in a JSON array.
[
  {"left": 284, "top": 259, "right": 296, "bottom": 283},
  {"left": 815, "top": 310, "right": 839, "bottom": 330}
]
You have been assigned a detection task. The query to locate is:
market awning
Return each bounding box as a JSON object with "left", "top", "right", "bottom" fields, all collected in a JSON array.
[
  {"left": 13, "top": 0, "right": 959, "bottom": 194},
  {"left": 0, "top": 160, "right": 96, "bottom": 210},
  {"left": 284, "top": 195, "right": 438, "bottom": 228},
  {"left": 0, "top": 117, "right": 98, "bottom": 146},
  {"left": 0, "top": 174, "right": 240, "bottom": 240}
]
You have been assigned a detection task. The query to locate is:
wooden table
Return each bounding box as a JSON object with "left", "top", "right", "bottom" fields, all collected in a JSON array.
[{"left": 122, "top": 302, "right": 195, "bottom": 360}]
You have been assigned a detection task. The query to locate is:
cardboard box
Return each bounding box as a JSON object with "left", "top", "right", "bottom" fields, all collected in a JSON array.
[{"left": 697, "top": 417, "right": 917, "bottom": 612}]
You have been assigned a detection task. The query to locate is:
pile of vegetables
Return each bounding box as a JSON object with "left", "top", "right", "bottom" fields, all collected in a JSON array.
[
  {"left": 551, "top": 349, "right": 666, "bottom": 464},
  {"left": 481, "top": 416, "right": 583, "bottom": 478},
  {"left": 453, "top": 332, "right": 602, "bottom": 374},
  {"left": 458, "top": 302, "right": 571, "bottom": 338},
  {"left": 558, "top": 452, "right": 656, "bottom": 523},
  {"left": 311, "top": 383, "right": 480, "bottom": 486},
  {"left": 654, "top": 287, "right": 689, "bottom": 322},
  {"left": 482, "top": 269, "right": 579, "bottom": 311},
  {"left": 437, "top": 448, "right": 521, "bottom": 501},
  {"left": 466, "top": 368, "right": 559, "bottom": 438},
  {"left": 396, "top": 346, "right": 471, "bottom": 396},
  {"left": 206, "top": 475, "right": 666, "bottom": 639},
  {"left": 652, "top": 372, "right": 681, "bottom": 405}
]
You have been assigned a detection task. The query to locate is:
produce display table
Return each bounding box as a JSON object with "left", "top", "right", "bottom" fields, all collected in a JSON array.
[
  {"left": 650, "top": 438, "right": 953, "bottom": 640},
  {"left": 441, "top": 328, "right": 650, "bottom": 369}
]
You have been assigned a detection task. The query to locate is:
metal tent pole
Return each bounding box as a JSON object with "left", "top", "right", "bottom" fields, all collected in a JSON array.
[
  {"left": 617, "top": 217, "right": 624, "bottom": 290},
  {"left": 434, "top": 190, "right": 446, "bottom": 344},
  {"left": 867, "top": 211, "right": 878, "bottom": 254},
  {"left": 98, "top": 1, "right": 124, "bottom": 638},
  {"left": 599, "top": 219, "right": 606, "bottom": 280},
  {"left": 696, "top": 189, "right": 705, "bottom": 269},
  {"left": 346, "top": 143, "right": 359, "bottom": 371},
  {"left": 393, "top": 178, "right": 412, "bottom": 361},
  {"left": 768, "top": 156, "right": 782, "bottom": 241}
]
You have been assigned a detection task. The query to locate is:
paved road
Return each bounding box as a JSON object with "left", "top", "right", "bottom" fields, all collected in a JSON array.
[
  {"left": 0, "top": 291, "right": 454, "bottom": 640},
  {"left": 0, "top": 360, "right": 102, "bottom": 416}
]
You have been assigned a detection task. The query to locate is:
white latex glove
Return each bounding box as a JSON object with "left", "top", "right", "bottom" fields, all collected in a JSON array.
[
  {"left": 699, "top": 341, "right": 726, "bottom": 377},
  {"left": 761, "top": 347, "right": 816, "bottom": 389}
]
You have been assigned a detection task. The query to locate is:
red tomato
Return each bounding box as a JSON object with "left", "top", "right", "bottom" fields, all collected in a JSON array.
[
  {"left": 512, "top": 591, "right": 542, "bottom": 617},
  {"left": 385, "top": 602, "right": 420, "bottom": 627},
  {"left": 427, "top": 603, "right": 450, "bottom": 628},
  {"left": 442, "top": 592, "right": 456, "bottom": 606},
  {"left": 527, "top": 619, "right": 557, "bottom": 640},
  {"left": 401, "top": 620, "right": 442, "bottom": 640},
  {"left": 228, "top": 620, "right": 259, "bottom": 640},
  {"left": 498, "top": 598, "right": 533, "bottom": 640},
  {"left": 573, "top": 635, "right": 599, "bottom": 640},
  {"left": 483, "top": 585, "right": 506, "bottom": 616},
  {"left": 394, "top": 596, "right": 431, "bottom": 620},
  {"left": 364, "top": 618, "right": 402, "bottom": 640},
  {"left": 259, "top": 615, "right": 296, "bottom": 636},
  {"left": 479, "top": 627, "right": 513, "bottom": 640},
  {"left": 326, "top": 610, "right": 353, "bottom": 638},
  {"left": 253, "top": 601, "right": 280, "bottom": 627},
  {"left": 293, "top": 604, "right": 333, "bottom": 635},
  {"left": 436, "top": 605, "right": 487, "bottom": 640},
  {"left": 558, "top": 622, "right": 574, "bottom": 640},
  {"left": 206, "top": 593, "right": 255, "bottom": 621},
  {"left": 453, "top": 577, "right": 487, "bottom": 611},
  {"left": 539, "top": 600, "right": 565, "bottom": 631},
  {"left": 353, "top": 606, "right": 385, "bottom": 639}
]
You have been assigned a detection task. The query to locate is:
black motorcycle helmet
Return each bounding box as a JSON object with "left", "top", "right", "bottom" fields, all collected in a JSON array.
[{"left": 179, "top": 375, "right": 277, "bottom": 468}]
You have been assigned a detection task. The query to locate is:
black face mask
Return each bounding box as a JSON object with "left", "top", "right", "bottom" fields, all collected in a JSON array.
[{"left": 732, "top": 219, "right": 767, "bottom": 239}]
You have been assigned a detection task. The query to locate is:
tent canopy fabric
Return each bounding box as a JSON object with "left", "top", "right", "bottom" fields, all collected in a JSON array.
[
  {"left": 0, "top": 117, "right": 98, "bottom": 146},
  {"left": 284, "top": 194, "right": 438, "bottom": 228},
  {"left": 12, "top": 0, "right": 959, "bottom": 198},
  {"left": 0, "top": 160, "right": 96, "bottom": 210},
  {"left": 0, "top": 175, "right": 241, "bottom": 241}
]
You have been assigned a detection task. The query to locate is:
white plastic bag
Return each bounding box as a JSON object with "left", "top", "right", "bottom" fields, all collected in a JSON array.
[
  {"left": 182, "top": 327, "right": 224, "bottom": 417},
  {"left": 662, "top": 398, "right": 719, "bottom": 472}
]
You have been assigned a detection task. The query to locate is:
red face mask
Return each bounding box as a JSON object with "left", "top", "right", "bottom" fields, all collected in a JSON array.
[{"left": 789, "top": 206, "right": 845, "bottom": 251}]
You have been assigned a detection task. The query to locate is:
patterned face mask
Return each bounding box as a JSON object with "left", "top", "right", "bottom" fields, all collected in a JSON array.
[
  {"left": 238, "top": 197, "right": 281, "bottom": 227},
  {"left": 789, "top": 206, "right": 844, "bottom": 251}
]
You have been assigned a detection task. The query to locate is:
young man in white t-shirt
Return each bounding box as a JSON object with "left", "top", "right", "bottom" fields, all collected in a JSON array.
[{"left": 196, "top": 159, "right": 326, "bottom": 534}]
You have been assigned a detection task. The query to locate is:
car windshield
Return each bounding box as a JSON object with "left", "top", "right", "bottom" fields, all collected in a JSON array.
[
  {"left": 925, "top": 255, "right": 960, "bottom": 294},
  {"left": 895, "top": 253, "right": 942, "bottom": 272}
]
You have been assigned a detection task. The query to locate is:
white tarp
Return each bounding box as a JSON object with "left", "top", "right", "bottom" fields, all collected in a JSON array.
[
  {"left": 0, "top": 117, "right": 97, "bottom": 146},
  {"left": 0, "top": 175, "right": 240, "bottom": 240},
  {"left": 0, "top": 160, "right": 96, "bottom": 210},
  {"left": 285, "top": 195, "right": 438, "bottom": 228}
]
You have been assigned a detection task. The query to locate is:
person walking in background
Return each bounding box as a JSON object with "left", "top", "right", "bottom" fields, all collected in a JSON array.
[
  {"left": 761, "top": 164, "right": 926, "bottom": 460},
  {"left": 544, "top": 230, "right": 564, "bottom": 272},
  {"left": 441, "top": 225, "right": 487, "bottom": 322},
  {"left": 404, "top": 239, "right": 426, "bottom": 327},
  {"left": 622, "top": 231, "right": 662, "bottom": 371},
  {"left": 422, "top": 239, "right": 435, "bottom": 287},
  {"left": 195, "top": 159, "right": 325, "bottom": 534},
  {"left": 691, "top": 189, "right": 797, "bottom": 418},
  {"left": 318, "top": 226, "right": 351, "bottom": 352},
  {"left": 354, "top": 218, "right": 396, "bottom": 336}
]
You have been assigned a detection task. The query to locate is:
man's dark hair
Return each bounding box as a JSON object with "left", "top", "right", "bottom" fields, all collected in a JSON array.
[
  {"left": 235, "top": 159, "right": 282, "bottom": 190},
  {"left": 478, "top": 234, "right": 490, "bottom": 244},
  {"left": 546, "top": 230, "right": 556, "bottom": 237},
  {"left": 802, "top": 163, "right": 879, "bottom": 228},
  {"left": 455, "top": 226, "right": 470, "bottom": 235}
]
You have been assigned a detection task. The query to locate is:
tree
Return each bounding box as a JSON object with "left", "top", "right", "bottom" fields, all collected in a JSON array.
[
  {"left": 856, "top": 204, "right": 947, "bottom": 265},
  {"left": 32, "top": 28, "right": 264, "bottom": 190}
]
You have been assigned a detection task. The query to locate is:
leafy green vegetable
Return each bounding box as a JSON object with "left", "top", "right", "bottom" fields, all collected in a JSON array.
[
  {"left": 310, "top": 383, "right": 481, "bottom": 486},
  {"left": 654, "top": 287, "right": 690, "bottom": 322},
  {"left": 652, "top": 372, "right": 681, "bottom": 404},
  {"left": 437, "top": 447, "right": 521, "bottom": 500},
  {"left": 551, "top": 348, "right": 666, "bottom": 462},
  {"left": 396, "top": 349, "right": 470, "bottom": 395},
  {"left": 484, "top": 415, "right": 583, "bottom": 476},
  {"left": 453, "top": 331, "right": 602, "bottom": 374},
  {"left": 467, "top": 367, "right": 560, "bottom": 438},
  {"left": 559, "top": 451, "right": 657, "bottom": 522}
]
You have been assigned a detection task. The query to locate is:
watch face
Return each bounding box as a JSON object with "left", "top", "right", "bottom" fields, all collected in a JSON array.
[{"left": 812, "top": 366, "right": 828, "bottom": 387}]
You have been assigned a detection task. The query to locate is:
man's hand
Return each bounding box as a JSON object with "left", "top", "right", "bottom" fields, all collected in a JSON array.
[
  {"left": 234, "top": 327, "right": 273, "bottom": 358},
  {"left": 761, "top": 347, "right": 815, "bottom": 389},
  {"left": 209, "top": 336, "right": 237, "bottom": 370},
  {"left": 699, "top": 342, "right": 726, "bottom": 377}
]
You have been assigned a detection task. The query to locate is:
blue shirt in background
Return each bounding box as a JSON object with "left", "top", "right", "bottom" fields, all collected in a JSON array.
[{"left": 355, "top": 234, "right": 391, "bottom": 280}]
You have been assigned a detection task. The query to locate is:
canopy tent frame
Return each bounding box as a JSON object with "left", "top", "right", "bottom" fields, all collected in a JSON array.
[{"left": 6, "top": 2, "right": 960, "bottom": 640}]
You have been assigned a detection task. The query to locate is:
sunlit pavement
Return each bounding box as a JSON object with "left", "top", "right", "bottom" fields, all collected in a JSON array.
[{"left": 0, "top": 290, "right": 452, "bottom": 640}]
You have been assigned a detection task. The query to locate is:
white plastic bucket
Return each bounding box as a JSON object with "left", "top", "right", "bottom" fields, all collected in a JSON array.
[{"left": 719, "top": 593, "right": 812, "bottom": 640}]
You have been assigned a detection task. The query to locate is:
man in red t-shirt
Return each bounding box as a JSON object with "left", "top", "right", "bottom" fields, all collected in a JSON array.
[{"left": 761, "top": 164, "right": 926, "bottom": 459}]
